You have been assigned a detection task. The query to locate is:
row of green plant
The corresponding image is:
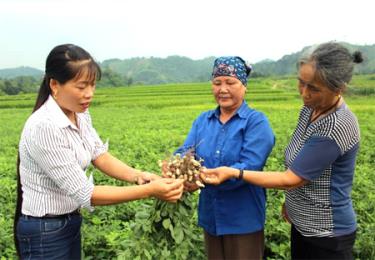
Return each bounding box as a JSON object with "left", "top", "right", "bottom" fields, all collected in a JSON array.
[{"left": 0, "top": 77, "right": 374, "bottom": 259}]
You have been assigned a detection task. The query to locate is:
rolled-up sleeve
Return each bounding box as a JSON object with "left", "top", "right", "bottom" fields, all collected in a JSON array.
[
  {"left": 219, "top": 115, "right": 275, "bottom": 190},
  {"left": 27, "top": 122, "right": 94, "bottom": 209},
  {"left": 90, "top": 126, "right": 109, "bottom": 160},
  {"left": 83, "top": 112, "right": 108, "bottom": 160}
]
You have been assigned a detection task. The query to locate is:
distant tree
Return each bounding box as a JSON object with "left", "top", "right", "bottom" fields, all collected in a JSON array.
[
  {"left": 2, "top": 80, "right": 20, "bottom": 95},
  {"left": 134, "top": 69, "right": 166, "bottom": 85},
  {"left": 126, "top": 77, "right": 133, "bottom": 87},
  {"left": 14, "top": 76, "right": 39, "bottom": 93},
  {"left": 0, "top": 80, "right": 5, "bottom": 95},
  {"left": 195, "top": 74, "right": 209, "bottom": 82},
  {"left": 98, "top": 68, "right": 125, "bottom": 87},
  {"left": 250, "top": 71, "right": 266, "bottom": 78}
]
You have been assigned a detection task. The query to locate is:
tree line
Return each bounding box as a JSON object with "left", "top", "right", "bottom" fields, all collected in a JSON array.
[{"left": 0, "top": 68, "right": 134, "bottom": 95}]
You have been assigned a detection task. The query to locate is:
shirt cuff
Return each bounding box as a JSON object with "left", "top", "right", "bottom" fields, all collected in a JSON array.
[
  {"left": 92, "top": 139, "right": 109, "bottom": 160},
  {"left": 77, "top": 178, "right": 95, "bottom": 211}
]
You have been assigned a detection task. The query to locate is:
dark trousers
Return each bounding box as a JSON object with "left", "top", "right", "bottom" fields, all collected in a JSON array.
[
  {"left": 16, "top": 214, "right": 82, "bottom": 260},
  {"left": 204, "top": 230, "right": 264, "bottom": 260},
  {"left": 291, "top": 225, "right": 356, "bottom": 260}
]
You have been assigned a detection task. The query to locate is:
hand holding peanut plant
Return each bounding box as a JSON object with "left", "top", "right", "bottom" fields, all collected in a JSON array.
[{"left": 159, "top": 152, "right": 205, "bottom": 189}]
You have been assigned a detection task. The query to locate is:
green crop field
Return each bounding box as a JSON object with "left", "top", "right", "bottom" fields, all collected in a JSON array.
[{"left": 0, "top": 75, "right": 374, "bottom": 259}]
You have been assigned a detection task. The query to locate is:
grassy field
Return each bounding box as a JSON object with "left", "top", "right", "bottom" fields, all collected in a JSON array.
[{"left": 0, "top": 75, "right": 374, "bottom": 259}]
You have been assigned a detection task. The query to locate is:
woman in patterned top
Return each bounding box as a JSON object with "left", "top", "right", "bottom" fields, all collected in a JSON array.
[
  {"left": 201, "top": 42, "right": 363, "bottom": 260},
  {"left": 14, "top": 44, "right": 184, "bottom": 259}
]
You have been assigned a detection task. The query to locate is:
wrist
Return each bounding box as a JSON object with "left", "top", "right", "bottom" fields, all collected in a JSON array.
[
  {"left": 132, "top": 170, "right": 142, "bottom": 183},
  {"left": 237, "top": 169, "right": 244, "bottom": 180},
  {"left": 142, "top": 182, "right": 153, "bottom": 198}
]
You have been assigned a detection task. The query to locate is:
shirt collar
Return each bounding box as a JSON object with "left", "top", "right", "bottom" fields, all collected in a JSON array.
[
  {"left": 44, "top": 95, "right": 78, "bottom": 130},
  {"left": 208, "top": 100, "right": 248, "bottom": 119}
]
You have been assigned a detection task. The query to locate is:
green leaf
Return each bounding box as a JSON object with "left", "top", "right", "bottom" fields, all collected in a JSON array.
[
  {"left": 161, "top": 247, "right": 171, "bottom": 258},
  {"left": 169, "top": 224, "right": 174, "bottom": 238},
  {"left": 173, "top": 225, "right": 184, "bottom": 244},
  {"left": 154, "top": 210, "right": 162, "bottom": 222},
  {"left": 91, "top": 216, "right": 102, "bottom": 225},
  {"left": 144, "top": 249, "right": 152, "bottom": 259},
  {"left": 135, "top": 210, "right": 149, "bottom": 219},
  {"left": 162, "top": 218, "right": 171, "bottom": 229},
  {"left": 178, "top": 204, "right": 189, "bottom": 217}
]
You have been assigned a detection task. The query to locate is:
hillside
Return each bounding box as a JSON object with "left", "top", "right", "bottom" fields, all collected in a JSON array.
[
  {"left": 101, "top": 56, "right": 215, "bottom": 84},
  {"left": 254, "top": 43, "right": 375, "bottom": 76},
  {"left": 0, "top": 66, "right": 43, "bottom": 79},
  {"left": 1, "top": 42, "right": 374, "bottom": 86},
  {"left": 97, "top": 42, "right": 375, "bottom": 82}
]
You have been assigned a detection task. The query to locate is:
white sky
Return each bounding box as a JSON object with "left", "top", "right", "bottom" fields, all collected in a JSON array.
[{"left": 0, "top": 0, "right": 374, "bottom": 69}]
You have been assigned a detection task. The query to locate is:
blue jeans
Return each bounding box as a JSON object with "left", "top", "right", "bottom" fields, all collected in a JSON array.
[{"left": 16, "top": 214, "right": 82, "bottom": 260}]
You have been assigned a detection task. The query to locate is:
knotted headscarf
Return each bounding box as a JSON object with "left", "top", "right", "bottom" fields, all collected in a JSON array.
[{"left": 211, "top": 56, "right": 252, "bottom": 86}]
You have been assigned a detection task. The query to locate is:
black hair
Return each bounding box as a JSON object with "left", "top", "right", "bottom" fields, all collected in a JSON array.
[
  {"left": 33, "top": 44, "right": 101, "bottom": 111},
  {"left": 14, "top": 44, "right": 101, "bottom": 256},
  {"left": 299, "top": 42, "right": 364, "bottom": 92}
]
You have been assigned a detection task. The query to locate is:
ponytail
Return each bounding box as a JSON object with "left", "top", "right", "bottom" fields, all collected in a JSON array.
[{"left": 33, "top": 76, "right": 51, "bottom": 112}]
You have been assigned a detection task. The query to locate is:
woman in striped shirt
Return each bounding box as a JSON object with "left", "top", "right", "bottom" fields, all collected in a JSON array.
[
  {"left": 201, "top": 42, "right": 363, "bottom": 260},
  {"left": 14, "top": 44, "right": 184, "bottom": 259}
]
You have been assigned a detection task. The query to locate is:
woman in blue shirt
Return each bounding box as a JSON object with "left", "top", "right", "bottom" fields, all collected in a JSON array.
[
  {"left": 176, "top": 56, "right": 275, "bottom": 259},
  {"left": 202, "top": 43, "right": 363, "bottom": 260}
]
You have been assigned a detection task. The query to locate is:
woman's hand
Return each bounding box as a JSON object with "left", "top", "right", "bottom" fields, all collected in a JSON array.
[
  {"left": 183, "top": 181, "right": 200, "bottom": 192},
  {"left": 160, "top": 160, "right": 169, "bottom": 177},
  {"left": 200, "top": 167, "right": 236, "bottom": 185},
  {"left": 135, "top": 171, "right": 161, "bottom": 185},
  {"left": 161, "top": 160, "right": 200, "bottom": 192},
  {"left": 149, "top": 178, "right": 184, "bottom": 202},
  {"left": 281, "top": 202, "right": 291, "bottom": 224}
]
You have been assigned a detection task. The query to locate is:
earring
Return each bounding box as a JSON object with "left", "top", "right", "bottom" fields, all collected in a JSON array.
[{"left": 53, "top": 92, "right": 58, "bottom": 100}]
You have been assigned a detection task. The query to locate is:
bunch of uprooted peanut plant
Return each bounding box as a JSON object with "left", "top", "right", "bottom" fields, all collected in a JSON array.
[
  {"left": 120, "top": 152, "right": 206, "bottom": 259},
  {"left": 159, "top": 152, "right": 205, "bottom": 188}
]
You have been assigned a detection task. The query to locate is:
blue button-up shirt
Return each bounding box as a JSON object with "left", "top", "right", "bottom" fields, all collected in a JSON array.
[{"left": 177, "top": 101, "right": 275, "bottom": 235}]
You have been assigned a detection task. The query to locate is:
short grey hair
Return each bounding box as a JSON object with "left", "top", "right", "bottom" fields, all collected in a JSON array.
[{"left": 299, "top": 42, "right": 363, "bottom": 92}]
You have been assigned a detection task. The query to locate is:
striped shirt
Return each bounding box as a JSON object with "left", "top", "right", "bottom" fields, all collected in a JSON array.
[
  {"left": 19, "top": 95, "right": 107, "bottom": 217},
  {"left": 284, "top": 103, "right": 360, "bottom": 237}
]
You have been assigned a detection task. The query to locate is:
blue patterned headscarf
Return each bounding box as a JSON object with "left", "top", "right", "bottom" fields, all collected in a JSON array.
[{"left": 211, "top": 56, "right": 252, "bottom": 86}]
